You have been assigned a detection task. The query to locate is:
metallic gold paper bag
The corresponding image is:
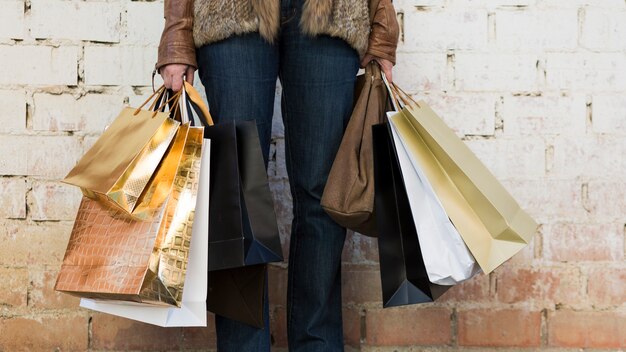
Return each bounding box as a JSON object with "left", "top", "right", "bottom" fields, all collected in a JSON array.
[
  {"left": 388, "top": 85, "right": 538, "bottom": 274},
  {"left": 55, "top": 124, "right": 204, "bottom": 307},
  {"left": 62, "top": 87, "right": 181, "bottom": 219}
]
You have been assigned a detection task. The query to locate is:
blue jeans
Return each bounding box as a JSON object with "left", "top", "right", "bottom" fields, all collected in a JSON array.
[{"left": 196, "top": 0, "right": 360, "bottom": 350}]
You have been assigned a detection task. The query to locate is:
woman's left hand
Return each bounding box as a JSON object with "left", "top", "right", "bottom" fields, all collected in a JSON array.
[{"left": 361, "top": 54, "right": 394, "bottom": 83}]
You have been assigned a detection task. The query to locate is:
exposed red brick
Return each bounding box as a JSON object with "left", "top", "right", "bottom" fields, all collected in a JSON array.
[
  {"left": 28, "top": 269, "right": 80, "bottom": 309},
  {"left": 495, "top": 266, "right": 582, "bottom": 304},
  {"left": 181, "top": 312, "right": 217, "bottom": 349},
  {"left": 0, "top": 267, "right": 28, "bottom": 307},
  {"left": 271, "top": 306, "right": 288, "bottom": 348},
  {"left": 587, "top": 267, "right": 626, "bottom": 307},
  {"left": 268, "top": 264, "right": 287, "bottom": 307},
  {"left": 438, "top": 272, "right": 490, "bottom": 303},
  {"left": 458, "top": 309, "right": 541, "bottom": 347},
  {"left": 342, "top": 231, "right": 379, "bottom": 264},
  {"left": 365, "top": 307, "right": 452, "bottom": 346},
  {"left": 343, "top": 307, "right": 362, "bottom": 347},
  {"left": 0, "top": 315, "right": 88, "bottom": 351},
  {"left": 91, "top": 313, "right": 183, "bottom": 350},
  {"left": 548, "top": 310, "right": 626, "bottom": 348},
  {"left": 342, "top": 265, "right": 382, "bottom": 303}
]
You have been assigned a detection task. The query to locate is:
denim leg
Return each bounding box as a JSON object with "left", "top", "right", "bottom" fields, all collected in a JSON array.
[
  {"left": 196, "top": 33, "right": 279, "bottom": 352},
  {"left": 279, "top": 6, "right": 361, "bottom": 351},
  {"left": 196, "top": 32, "right": 279, "bottom": 164}
]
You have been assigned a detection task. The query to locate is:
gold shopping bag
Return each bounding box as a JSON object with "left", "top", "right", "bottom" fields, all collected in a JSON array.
[
  {"left": 55, "top": 122, "right": 205, "bottom": 307},
  {"left": 388, "top": 85, "right": 538, "bottom": 273},
  {"left": 62, "top": 86, "right": 181, "bottom": 219}
]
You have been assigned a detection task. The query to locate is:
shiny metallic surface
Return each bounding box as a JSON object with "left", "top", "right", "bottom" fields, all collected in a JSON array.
[
  {"left": 56, "top": 124, "right": 204, "bottom": 307},
  {"left": 63, "top": 107, "right": 180, "bottom": 217}
]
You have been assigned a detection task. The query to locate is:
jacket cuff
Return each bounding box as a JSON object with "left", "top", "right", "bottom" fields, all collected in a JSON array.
[
  {"left": 366, "top": 48, "right": 396, "bottom": 65},
  {"left": 156, "top": 43, "right": 198, "bottom": 73},
  {"left": 366, "top": 0, "right": 399, "bottom": 65}
]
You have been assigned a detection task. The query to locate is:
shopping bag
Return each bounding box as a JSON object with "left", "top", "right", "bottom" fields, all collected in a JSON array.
[
  {"left": 207, "top": 264, "right": 267, "bottom": 328},
  {"left": 388, "top": 85, "right": 538, "bottom": 273},
  {"left": 55, "top": 125, "right": 204, "bottom": 305},
  {"left": 372, "top": 123, "right": 450, "bottom": 307},
  {"left": 388, "top": 113, "right": 481, "bottom": 285},
  {"left": 202, "top": 120, "right": 283, "bottom": 272},
  {"left": 321, "top": 62, "right": 394, "bottom": 237},
  {"left": 80, "top": 137, "right": 211, "bottom": 327},
  {"left": 63, "top": 86, "right": 181, "bottom": 219},
  {"left": 56, "top": 85, "right": 210, "bottom": 308}
]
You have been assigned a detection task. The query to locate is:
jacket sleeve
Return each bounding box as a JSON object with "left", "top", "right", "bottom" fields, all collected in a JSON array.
[
  {"left": 366, "top": 0, "right": 399, "bottom": 65},
  {"left": 155, "top": 0, "right": 197, "bottom": 72}
]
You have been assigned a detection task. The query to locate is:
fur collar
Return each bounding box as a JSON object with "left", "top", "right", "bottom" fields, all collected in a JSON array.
[{"left": 193, "top": 0, "right": 370, "bottom": 56}]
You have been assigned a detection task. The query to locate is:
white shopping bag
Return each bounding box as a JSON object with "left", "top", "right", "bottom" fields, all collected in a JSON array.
[
  {"left": 388, "top": 111, "right": 481, "bottom": 285},
  {"left": 80, "top": 89, "right": 211, "bottom": 327}
]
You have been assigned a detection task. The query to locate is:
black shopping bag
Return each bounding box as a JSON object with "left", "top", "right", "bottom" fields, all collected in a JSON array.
[
  {"left": 207, "top": 264, "right": 266, "bottom": 328},
  {"left": 372, "top": 123, "right": 450, "bottom": 307},
  {"left": 203, "top": 120, "right": 283, "bottom": 271}
]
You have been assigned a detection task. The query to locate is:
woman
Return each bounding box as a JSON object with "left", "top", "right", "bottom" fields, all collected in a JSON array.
[{"left": 156, "top": 0, "right": 399, "bottom": 350}]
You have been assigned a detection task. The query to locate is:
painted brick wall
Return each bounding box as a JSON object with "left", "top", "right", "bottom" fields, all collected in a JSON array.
[{"left": 0, "top": 0, "right": 625, "bottom": 350}]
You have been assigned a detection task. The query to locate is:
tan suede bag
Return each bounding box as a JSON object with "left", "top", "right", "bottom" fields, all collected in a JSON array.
[{"left": 321, "top": 62, "right": 394, "bottom": 237}]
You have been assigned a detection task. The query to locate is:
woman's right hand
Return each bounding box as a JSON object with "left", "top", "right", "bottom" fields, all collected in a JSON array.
[{"left": 159, "top": 64, "right": 196, "bottom": 92}]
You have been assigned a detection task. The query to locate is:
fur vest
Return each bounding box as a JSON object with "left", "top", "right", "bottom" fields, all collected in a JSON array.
[{"left": 192, "top": 0, "right": 371, "bottom": 56}]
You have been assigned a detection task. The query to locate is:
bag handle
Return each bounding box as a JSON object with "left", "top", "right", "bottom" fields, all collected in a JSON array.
[
  {"left": 182, "top": 81, "right": 215, "bottom": 126},
  {"left": 133, "top": 85, "right": 184, "bottom": 118},
  {"left": 391, "top": 82, "right": 421, "bottom": 109},
  {"left": 133, "top": 85, "right": 166, "bottom": 115},
  {"left": 380, "top": 69, "right": 401, "bottom": 111}
]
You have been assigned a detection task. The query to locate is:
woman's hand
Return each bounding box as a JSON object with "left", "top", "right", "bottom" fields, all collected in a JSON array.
[
  {"left": 159, "top": 64, "right": 196, "bottom": 92},
  {"left": 361, "top": 54, "right": 393, "bottom": 83}
]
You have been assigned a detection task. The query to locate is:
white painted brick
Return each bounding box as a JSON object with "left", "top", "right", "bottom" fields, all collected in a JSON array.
[
  {"left": 30, "top": 181, "right": 81, "bottom": 221},
  {"left": 412, "top": 93, "right": 496, "bottom": 136},
  {"left": 0, "top": 178, "right": 27, "bottom": 219},
  {"left": 0, "top": 136, "right": 28, "bottom": 175},
  {"left": 84, "top": 45, "right": 158, "bottom": 86},
  {"left": 393, "top": 52, "right": 447, "bottom": 92},
  {"left": 125, "top": 1, "right": 165, "bottom": 45},
  {"left": 0, "top": 45, "right": 78, "bottom": 85},
  {"left": 30, "top": 0, "right": 121, "bottom": 42},
  {"left": 0, "top": 1, "right": 25, "bottom": 39},
  {"left": 395, "top": 0, "right": 444, "bottom": 8},
  {"left": 455, "top": 53, "right": 538, "bottom": 92},
  {"left": 580, "top": 9, "right": 626, "bottom": 51},
  {"left": 501, "top": 180, "right": 588, "bottom": 223},
  {"left": 546, "top": 53, "right": 626, "bottom": 92},
  {"left": 550, "top": 135, "right": 625, "bottom": 179},
  {"left": 268, "top": 138, "right": 288, "bottom": 180},
  {"left": 592, "top": 95, "right": 626, "bottom": 134},
  {"left": 537, "top": 0, "right": 625, "bottom": 8},
  {"left": 403, "top": 9, "right": 488, "bottom": 51},
  {"left": 33, "top": 93, "right": 123, "bottom": 132},
  {"left": 0, "top": 90, "right": 26, "bottom": 133},
  {"left": 501, "top": 94, "right": 587, "bottom": 136},
  {"left": 272, "top": 84, "right": 284, "bottom": 138},
  {"left": 447, "top": 0, "right": 535, "bottom": 7},
  {"left": 82, "top": 136, "right": 100, "bottom": 154},
  {"left": 496, "top": 9, "right": 578, "bottom": 51},
  {"left": 465, "top": 137, "right": 546, "bottom": 179},
  {"left": 584, "top": 182, "right": 626, "bottom": 222},
  {"left": 0, "top": 136, "right": 82, "bottom": 178}
]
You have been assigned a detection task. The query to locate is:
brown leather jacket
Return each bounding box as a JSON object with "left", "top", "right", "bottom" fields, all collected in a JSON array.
[{"left": 156, "top": 0, "right": 399, "bottom": 71}]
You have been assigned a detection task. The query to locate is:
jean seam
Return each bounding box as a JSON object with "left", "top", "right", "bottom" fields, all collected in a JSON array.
[{"left": 282, "top": 84, "right": 302, "bottom": 351}]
